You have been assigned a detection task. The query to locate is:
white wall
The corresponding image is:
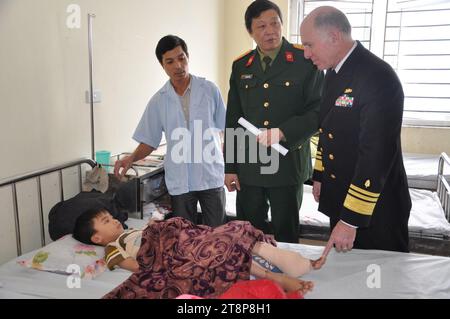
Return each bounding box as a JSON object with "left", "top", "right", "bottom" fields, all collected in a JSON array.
[
  {"left": 402, "top": 127, "right": 450, "bottom": 155},
  {"left": 0, "top": 0, "right": 225, "bottom": 180},
  {"left": 223, "top": 0, "right": 254, "bottom": 95}
]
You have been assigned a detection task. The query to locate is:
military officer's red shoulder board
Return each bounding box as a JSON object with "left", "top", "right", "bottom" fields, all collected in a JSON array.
[
  {"left": 285, "top": 51, "right": 294, "bottom": 62},
  {"left": 233, "top": 49, "right": 253, "bottom": 63},
  {"left": 245, "top": 54, "right": 255, "bottom": 67}
]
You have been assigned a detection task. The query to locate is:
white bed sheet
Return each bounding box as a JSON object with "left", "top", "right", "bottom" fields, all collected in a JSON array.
[
  {"left": 1, "top": 220, "right": 450, "bottom": 298},
  {"left": 278, "top": 243, "right": 450, "bottom": 299},
  {"left": 403, "top": 153, "right": 443, "bottom": 189},
  {"left": 0, "top": 218, "right": 145, "bottom": 299},
  {"left": 408, "top": 188, "right": 450, "bottom": 235},
  {"left": 404, "top": 153, "right": 440, "bottom": 179},
  {"left": 194, "top": 185, "right": 450, "bottom": 236}
]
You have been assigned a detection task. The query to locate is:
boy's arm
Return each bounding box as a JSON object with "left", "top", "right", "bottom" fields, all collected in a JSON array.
[
  {"left": 105, "top": 245, "right": 137, "bottom": 272},
  {"left": 118, "top": 257, "right": 139, "bottom": 273}
]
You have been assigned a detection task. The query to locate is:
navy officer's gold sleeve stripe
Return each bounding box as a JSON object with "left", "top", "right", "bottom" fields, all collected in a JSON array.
[
  {"left": 310, "top": 135, "right": 319, "bottom": 147},
  {"left": 348, "top": 189, "right": 378, "bottom": 203},
  {"left": 343, "top": 194, "right": 376, "bottom": 215},
  {"left": 314, "top": 157, "right": 324, "bottom": 172},
  {"left": 349, "top": 184, "right": 380, "bottom": 198},
  {"left": 343, "top": 183, "right": 380, "bottom": 216}
]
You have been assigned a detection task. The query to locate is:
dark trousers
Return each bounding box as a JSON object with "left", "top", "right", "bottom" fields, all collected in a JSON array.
[
  {"left": 236, "top": 184, "right": 303, "bottom": 243},
  {"left": 170, "top": 187, "right": 226, "bottom": 227}
]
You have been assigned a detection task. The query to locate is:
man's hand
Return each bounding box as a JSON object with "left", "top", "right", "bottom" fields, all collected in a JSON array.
[
  {"left": 114, "top": 156, "right": 134, "bottom": 180},
  {"left": 322, "top": 220, "right": 357, "bottom": 258},
  {"left": 312, "top": 181, "right": 321, "bottom": 202},
  {"left": 256, "top": 128, "right": 285, "bottom": 147},
  {"left": 225, "top": 173, "right": 241, "bottom": 192}
]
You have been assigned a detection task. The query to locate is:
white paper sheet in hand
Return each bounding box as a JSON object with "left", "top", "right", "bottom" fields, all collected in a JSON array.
[{"left": 238, "top": 117, "right": 288, "bottom": 156}]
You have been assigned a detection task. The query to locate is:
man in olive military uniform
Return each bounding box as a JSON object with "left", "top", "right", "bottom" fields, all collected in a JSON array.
[
  {"left": 301, "top": 7, "right": 411, "bottom": 254},
  {"left": 224, "top": 0, "right": 323, "bottom": 243}
]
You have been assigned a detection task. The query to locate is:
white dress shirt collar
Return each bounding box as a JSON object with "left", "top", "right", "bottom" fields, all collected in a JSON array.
[{"left": 334, "top": 41, "right": 357, "bottom": 74}]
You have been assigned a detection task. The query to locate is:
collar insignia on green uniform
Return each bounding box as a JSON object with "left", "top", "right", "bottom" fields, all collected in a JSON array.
[
  {"left": 246, "top": 54, "right": 255, "bottom": 67},
  {"left": 241, "top": 74, "right": 253, "bottom": 80},
  {"left": 285, "top": 51, "right": 294, "bottom": 62}
]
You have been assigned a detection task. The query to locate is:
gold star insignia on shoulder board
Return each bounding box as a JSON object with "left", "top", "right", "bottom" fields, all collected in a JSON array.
[
  {"left": 365, "top": 179, "right": 371, "bottom": 188},
  {"left": 344, "top": 88, "right": 352, "bottom": 94}
]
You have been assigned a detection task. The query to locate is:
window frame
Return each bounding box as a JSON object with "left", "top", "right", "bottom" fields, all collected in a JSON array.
[{"left": 290, "top": 0, "right": 450, "bottom": 127}]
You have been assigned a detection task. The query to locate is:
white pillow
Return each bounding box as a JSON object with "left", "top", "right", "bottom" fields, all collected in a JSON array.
[{"left": 17, "top": 235, "right": 106, "bottom": 279}]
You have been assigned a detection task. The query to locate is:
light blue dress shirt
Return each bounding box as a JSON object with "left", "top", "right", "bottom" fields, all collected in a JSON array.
[{"left": 133, "top": 74, "right": 225, "bottom": 195}]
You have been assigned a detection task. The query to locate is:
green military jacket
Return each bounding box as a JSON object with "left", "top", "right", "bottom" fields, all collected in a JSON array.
[{"left": 224, "top": 38, "right": 324, "bottom": 187}]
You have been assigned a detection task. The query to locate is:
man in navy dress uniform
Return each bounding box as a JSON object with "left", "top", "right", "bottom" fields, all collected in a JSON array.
[{"left": 300, "top": 6, "right": 411, "bottom": 255}]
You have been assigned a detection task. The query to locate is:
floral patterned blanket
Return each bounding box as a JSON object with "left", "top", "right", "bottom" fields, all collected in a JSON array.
[{"left": 102, "top": 217, "right": 275, "bottom": 299}]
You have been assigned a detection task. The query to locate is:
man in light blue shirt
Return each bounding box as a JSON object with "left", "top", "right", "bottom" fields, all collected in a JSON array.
[{"left": 114, "top": 35, "right": 226, "bottom": 226}]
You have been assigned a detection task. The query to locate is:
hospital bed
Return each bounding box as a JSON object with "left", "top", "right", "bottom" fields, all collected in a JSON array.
[
  {"left": 1, "top": 158, "right": 450, "bottom": 299},
  {"left": 403, "top": 152, "right": 448, "bottom": 190}
]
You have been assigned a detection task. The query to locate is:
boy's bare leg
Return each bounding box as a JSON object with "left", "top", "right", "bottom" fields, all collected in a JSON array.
[
  {"left": 250, "top": 262, "right": 313, "bottom": 295},
  {"left": 252, "top": 242, "right": 325, "bottom": 277}
]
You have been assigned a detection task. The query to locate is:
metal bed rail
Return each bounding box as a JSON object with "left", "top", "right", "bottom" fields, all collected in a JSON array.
[
  {"left": 0, "top": 158, "right": 96, "bottom": 257},
  {"left": 437, "top": 152, "right": 450, "bottom": 222}
]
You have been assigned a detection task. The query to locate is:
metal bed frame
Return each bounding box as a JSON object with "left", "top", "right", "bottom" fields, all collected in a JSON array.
[
  {"left": 0, "top": 155, "right": 166, "bottom": 261},
  {"left": 437, "top": 152, "right": 450, "bottom": 221},
  {"left": 407, "top": 152, "right": 450, "bottom": 240},
  {"left": 0, "top": 159, "right": 96, "bottom": 257}
]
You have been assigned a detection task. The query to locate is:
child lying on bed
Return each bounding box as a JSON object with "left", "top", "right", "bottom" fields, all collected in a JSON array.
[{"left": 73, "top": 208, "right": 326, "bottom": 298}]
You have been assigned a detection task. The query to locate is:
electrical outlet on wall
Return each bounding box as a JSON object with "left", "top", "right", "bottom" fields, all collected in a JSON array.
[{"left": 85, "top": 90, "right": 102, "bottom": 103}]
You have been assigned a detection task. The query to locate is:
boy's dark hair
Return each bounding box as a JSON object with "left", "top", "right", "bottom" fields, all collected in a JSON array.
[
  {"left": 73, "top": 207, "right": 106, "bottom": 245},
  {"left": 155, "top": 35, "right": 189, "bottom": 65},
  {"left": 245, "top": 0, "right": 283, "bottom": 33}
]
